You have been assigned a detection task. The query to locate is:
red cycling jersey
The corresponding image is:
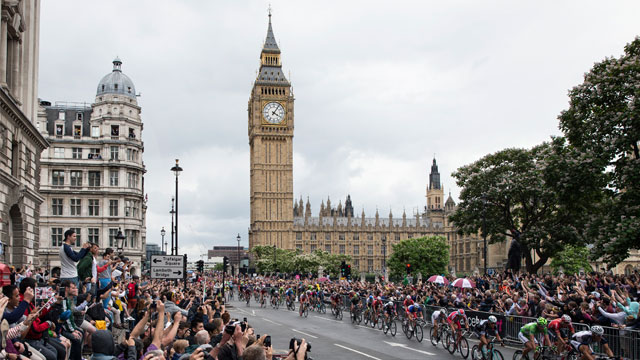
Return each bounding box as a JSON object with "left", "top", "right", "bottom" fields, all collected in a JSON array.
[
  {"left": 447, "top": 310, "right": 467, "bottom": 325},
  {"left": 403, "top": 298, "right": 414, "bottom": 309},
  {"left": 548, "top": 318, "right": 574, "bottom": 334}
]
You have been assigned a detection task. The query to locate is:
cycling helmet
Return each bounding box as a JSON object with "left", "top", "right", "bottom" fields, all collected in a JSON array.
[
  {"left": 458, "top": 309, "right": 465, "bottom": 316},
  {"left": 591, "top": 325, "right": 604, "bottom": 336},
  {"left": 488, "top": 315, "right": 497, "bottom": 323},
  {"left": 406, "top": 295, "right": 411, "bottom": 300},
  {"left": 537, "top": 317, "right": 548, "bottom": 326},
  {"left": 440, "top": 309, "right": 447, "bottom": 317},
  {"left": 561, "top": 315, "right": 571, "bottom": 323},
  {"left": 369, "top": 295, "right": 374, "bottom": 300},
  {"left": 377, "top": 296, "right": 382, "bottom": 300},
  {"left": 387, "top": 301, "right": 394, "bottom": 307}
]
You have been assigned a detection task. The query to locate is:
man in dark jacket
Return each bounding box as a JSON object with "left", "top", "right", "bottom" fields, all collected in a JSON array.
[{"left": 91, "top": 330, "right": 136, "bottom": 360}]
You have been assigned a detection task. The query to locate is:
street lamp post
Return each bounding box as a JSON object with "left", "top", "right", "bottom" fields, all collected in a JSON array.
[
  {"left": 170, "top": 198, "right": 175, "bottom": 255},
  {"left": 160, "top": 227, "right": 166, "bottom": 254},
  {"left": 115, "top": 228, "right": 126, "bottom": 256},
  {"left": 236, "top": 234, "right": 241, "bottom": 274},
  {"left": 273, "top": 245, "right": 277, "bottom": 274},
  {"left": 482, "top": 195, "right": 488, "bottom": 275},
  {"left": 171, "top": 159, "right": 183, "bottom": 255}
]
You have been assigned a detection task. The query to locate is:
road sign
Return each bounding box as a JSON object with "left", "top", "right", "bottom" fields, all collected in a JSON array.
[{"left": 150, "top": 255, "right": 185, "bottom": 279}]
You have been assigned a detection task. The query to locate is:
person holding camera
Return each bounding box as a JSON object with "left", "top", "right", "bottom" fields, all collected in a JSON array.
[{"left": 59, "top": 229, "right": 90, "bottom": 288}]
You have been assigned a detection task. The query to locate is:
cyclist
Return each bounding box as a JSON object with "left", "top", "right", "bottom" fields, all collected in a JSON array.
[
  {"left": 260, "top": 284, "right": 268, "bottom": 305},
  {"left": 403, "top": 295, "right": 414, "bottom": 311},
  {"left": 299, "top": 290, "right": 309, "bottom": 316},
  {"left": 270, "top": 286, "right": 279, "bottom": 306},
  {"left": 548, "top": 314, "right": 575, "bottom": 354},
  {"left": 569, "top": 326, "right": 614, "bottom": 360},
  {"left": 430, "top": 308, "right": 447, "bottom": 341},
  {"left": 285, "top": 287, "right": 295, "bottom": 305},
  {"left": 330, "top": 291, "right": 342, "bottom": 312},
  {"left": 372, "top": 296, "right": 383, "bottom": 322},
  {"left": 474, "top": 315, "right": 503, "bottom": 358},
  {"left": 383, "top": 300, "right": 396, "bottom": 323},
  {"left": 447, "top": 309, "right": 470, "bottom": 350},
  {"left": 350, "top": 291, "right": 361, "bottom": 314},
  {"left": 519, "top": 317, "right": 551, "bottom": 360}
]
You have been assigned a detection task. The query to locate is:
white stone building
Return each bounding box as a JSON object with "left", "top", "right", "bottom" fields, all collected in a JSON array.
[
  {"left": 37, "top": 58, "right": 146, "bottom": 276},
  {"left": 0, "top": 0, "right": 48, "bottom": 267}
]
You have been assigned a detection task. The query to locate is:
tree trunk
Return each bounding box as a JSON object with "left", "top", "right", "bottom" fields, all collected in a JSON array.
[{"left": 524, "top": 251, "right": 548, "bottom": 274}]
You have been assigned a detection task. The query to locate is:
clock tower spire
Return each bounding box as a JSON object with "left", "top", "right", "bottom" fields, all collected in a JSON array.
[{"left": 248, "top": 12, "right": 294, "bottom": 250}]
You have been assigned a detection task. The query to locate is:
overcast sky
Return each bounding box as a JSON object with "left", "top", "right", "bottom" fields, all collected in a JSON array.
[{"left": 38, "top": 1, "right": 639, "bottom": 260}]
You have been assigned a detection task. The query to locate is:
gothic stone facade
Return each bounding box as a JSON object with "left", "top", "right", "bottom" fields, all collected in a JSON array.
[{"left": 36, "top": 59, "right": 146, "bottom": 276}]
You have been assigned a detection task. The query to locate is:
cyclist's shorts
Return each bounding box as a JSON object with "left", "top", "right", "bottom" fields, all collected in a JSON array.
[{"left": 518, "top": 332, "right": 539, "bottom": 345}]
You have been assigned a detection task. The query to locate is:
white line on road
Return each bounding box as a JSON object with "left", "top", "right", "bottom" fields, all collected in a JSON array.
[
  {"left": 312, "top": 315, "right": 342, "bottom": 323},
  {"left": 292, "top": 329, "right": 318, "bottom": 339},
  {"left": 383, "top": 341, "right": 435, "bottom": 355},
  {"left": 262, "top": 318, "right": 283, "bottom": 326},
  {"left": 334, "top": 344, "right": 382, "bottom": 360},
  {"left": 252, "top": 310, "right": 255, "bottom": 316}
]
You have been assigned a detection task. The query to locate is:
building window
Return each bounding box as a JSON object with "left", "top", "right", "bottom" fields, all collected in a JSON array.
[
  {"left": 109, "top": 200, "right": 118, "bottom": 216},
  {"left": 353, "top": 245, "right": 359, "bottom": 255},
  {"left": 88, "top": 228, "right": 99, "bottom": 245},
  {"left": 55, "top": 124, "right": 64, "bottom": 136},
  {"left": 353, "top": 234, "right": 359, "bottom": 241},
  {"left": 309, "top": 233, "right": 316, "bottom": 240},
  {"left": 325, "top": 233, "right": 331, "bottom": 241},
  {"left": 51, "top": 228, "right": 63, "bottom": 247},
  {"left": 54, "top": 147, "right": 64, "bottom": 158},
  {"left": 58, "top": 111, "right": 65, "bottom": 120},
  {"left": 110, "top": 170, "right": 119, "bottom": 186},
  {"left": 70, "top": 199, "right": 81, "bottom": 216},
  {"left": 296, "top": 244, "right": 302, "bottom": 250},
  {"left": 395, "top": 234, "right": 400, "bottom": 241},
  {"left": 354, "top": 259, "right": 359, "bottom": 267},
  {"left": 91, "top": 126, "right": 100, "bottom": 138},
  {"left": 73, "top": 125, "right": 82, "bottom": 137},
  {"left": 367, "top": 234, "right": 373, "bottom": 241},
  {"left": 70, "top": 170, "right": 82, "bottom": 186},
  {"left": 109, "top": 228, "right": 118, "bottom": 247},
  {"left": 310, "top": 244, "right": 316, "bottom": 252},
  {"left": 339, "top": 233, "right": 345, "bottom": 241},
  {"left": 367, "top": 245, "right": 373, "bottom": 255},
  {"left": 52, "top": 198, "right": 63, "bottom": 215},
  {"left": 126, "top": 230, "right": 137, "bottom": 248},
  {"left": 88, "top": 148, "right": 101, "bottom": 159},
  {"left": 76, "top": 112, "right": 83, "bottom": 121},
  {"left": 89, "top": 199, "right": 99, "bottom": 216},
  {"left": 339, "top": 245, "right": 345, "bottom": 254},
  {"left": 110, "top": 146, "right": 119, "bottom": 160},
  {"left": 295, "top": 232, "right": 302, "bottom": 240},
  {"left": 368, "top": 259, "right": 373, "bottom": 272},
  {"left": 325, "top": 245, "right": 331, "bottom": 253},
  {"left": 111, "top": 125, "right": 119, "bottom": 136},
  {"left": 52, "top": 170, "right": 65, "bottom": 186},
  {"left": 129, "top": 128, "right": 136, "bottom": 139},
  {"left": 127, "top": 172, "right": 138, "bottom": 188},
  {"left": 88, "top": 171, "right": 101, "bottom": 187},
  {"left": 125, "top": 200, "right": 132, "bottom": 217},
  {"left": 466, "top": 242, "right": 471, "bottom": 253},
  {"left": 72, "top": 148, "right": 82, "bottom": 159}
]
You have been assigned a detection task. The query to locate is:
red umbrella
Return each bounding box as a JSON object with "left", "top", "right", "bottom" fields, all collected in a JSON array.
[
  {"left": 452, "top": 278, "right": 475, "bottom": 288},
  {"left": 427, "top": 275, "right": 450, "bottom": 285}
]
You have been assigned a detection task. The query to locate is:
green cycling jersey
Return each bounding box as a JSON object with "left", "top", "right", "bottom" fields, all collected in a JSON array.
[{"left": 520, "top": 322, "right": 547, "bottom": 336}]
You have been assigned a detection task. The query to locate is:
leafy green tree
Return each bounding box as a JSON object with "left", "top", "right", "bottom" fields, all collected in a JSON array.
[
  {"left": 558, "top": 37, "right": 640, "bottom": 266},
  {"left": 387, "top": 236, "right": 449, "bottom": 279},
  {"left": 449, "top": 140, "right": 598, "bottom": 273},
  {"left": 550, "top": 245, "right": 593, "bottom": 276},
  {"left": 250, "top": 245, "right": 350, "bottom": 277},
  {"left": 213, "top": 263, "right": 224, "bottom": 271}
]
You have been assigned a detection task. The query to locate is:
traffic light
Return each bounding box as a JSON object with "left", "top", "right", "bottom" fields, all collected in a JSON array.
[
  {"left": 196, "top": 260, "right": 204, "bottom": 273},
  {"left": 340, "top": 261, "right": 346, "bottom": 277},
  {"left": 346, "top": 264, "right": 351, "bottom": 279},
  {"left": 223, "top": 256, "right": 230, "bottom": 273},
  {"left": 406, "top": 263, "right": 411, "bottom": 274}
]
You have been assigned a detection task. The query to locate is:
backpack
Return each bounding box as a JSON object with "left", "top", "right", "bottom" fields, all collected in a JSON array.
[{"left": 127, "top": 283, "right": 136, "bottom": 299}]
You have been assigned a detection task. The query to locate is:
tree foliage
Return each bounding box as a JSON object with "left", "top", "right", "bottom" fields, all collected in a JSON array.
[
  {"left": 558, "top": 37, "right": 640, "bottom": 266},
  {"left": 449, "top": 139, "right": 600, "bottom": 273},
  {"left": 386, "top": 236, "right": 449, "bottom": 279},
  {"left": 250, "top": 245, "right": 351, "bottom": 278},
  {"left": 550, "top": 245, "right": 593, "bottom": 276}
]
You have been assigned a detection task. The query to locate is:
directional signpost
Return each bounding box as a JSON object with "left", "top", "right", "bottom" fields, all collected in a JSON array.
[{"left": 150, "top": 255, "right": 185, "bottom": 279}]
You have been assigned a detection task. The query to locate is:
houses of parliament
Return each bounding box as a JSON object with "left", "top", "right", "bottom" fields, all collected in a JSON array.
[{"left": 248, "top": 14, "right": 506, "bottom": 275}]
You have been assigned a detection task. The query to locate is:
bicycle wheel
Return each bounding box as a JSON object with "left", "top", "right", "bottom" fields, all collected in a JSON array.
[
  {"left": 490, "top": 348, "right": 504, "bottom": 360},
  {"left": 405, "top": 324, "right": 413, "bottom": 340},
  {"left": 459, "top": 337, "right": 469, "bottom": 359},
  {"left": 471, "top": 345, "right": 481, "bottom": 360},
  {"left": 337, "top": 308, "right": 343, "bottom": 320},
  {"left": 415, "top": 324, "right": 424, "bottom": 343},
  {"left": 356, "top": 311, "right": 362, "bottom": 324},
  {"left": 320, "top": 303, "right": 326, "bottom": 314},
  {"left": 377, "top": 316, "right": 384, "bottom": 330},
  {"left": 389, "top": 320, "right": 397, "bottom": 337},
  {"left": 430, "top": 328, "right": 439, "bottom": 347},
  {"left": 275, "top": 300, "right": 279, "bottom": 310},
  {"left": 446, "top": 334, "right": 456, "bottom": 354},
  {"left": 383, "top": 320, "right": 389, "bottom": 335},
  {"left": 512, "top": 350, "right": 523, "bottom": 360},
  {"left": 303, "top": 307, "right": 309, "bottom": 318}
]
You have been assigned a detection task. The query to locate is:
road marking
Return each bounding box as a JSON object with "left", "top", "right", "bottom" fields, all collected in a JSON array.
[
  {"left": 383, "top": 341, "right": 435, "bottom": 355},
  {"left": 334, "top": 344, "right": 382, "bottom": 360},
  {"left": 252, "top": 310, "right": 255, "bottom": 316},
  {"left": 313, "top": 315, "right": 342, "bottom": 323},
  {"left": 262, "top": 318, "right": 282, "bottom": 326},
  {"left": 292, "top": 329, "right": 318, "bottom": 339}
]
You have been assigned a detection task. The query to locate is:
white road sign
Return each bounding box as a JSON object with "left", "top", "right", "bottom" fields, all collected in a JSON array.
[{"left": 151, "top": 255, "right": 185, "bottom": 279}]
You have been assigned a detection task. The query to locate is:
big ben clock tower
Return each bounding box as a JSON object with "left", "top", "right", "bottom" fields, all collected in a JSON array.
[{"left": 248, "top": 12, "right": 294, "bottom": 250}]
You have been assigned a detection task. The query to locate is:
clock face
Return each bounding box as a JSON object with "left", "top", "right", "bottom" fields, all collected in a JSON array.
[{"left": 263, "top": 102, "right": 285, "bottom": 124}]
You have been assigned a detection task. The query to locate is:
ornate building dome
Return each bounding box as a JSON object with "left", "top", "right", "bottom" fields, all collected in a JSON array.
[{"left": 96, "top": 57, "right": 136, "bottom": 99}]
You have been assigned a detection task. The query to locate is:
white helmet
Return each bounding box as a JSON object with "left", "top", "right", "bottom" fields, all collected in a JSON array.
[
  {"left": 488, "top": 315, "right": 497, "bottom": 323},
  {"left": 591, "top": 325, "right": 604, "bottom": 336},
  {"left": 406, "top": 295, "right": 411, "bottom": 300},
  {"left": 561, "top": 315, "right": 571, "bottom": 323},
  {"left": 377, "top": 296, "right": 382, "bottom": 300},
  {"left": 387, "top": 301, "right": 394, "bottom": 307}
]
